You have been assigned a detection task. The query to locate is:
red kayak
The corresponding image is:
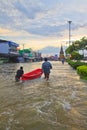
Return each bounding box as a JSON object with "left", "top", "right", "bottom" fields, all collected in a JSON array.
[{"left": 21, "top": 68, "right": 43, "bottom": 81}]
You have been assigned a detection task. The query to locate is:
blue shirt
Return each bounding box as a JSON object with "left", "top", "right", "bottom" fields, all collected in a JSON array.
[{"left": 42, "top": 61, "right": 52, "bottom": 74}]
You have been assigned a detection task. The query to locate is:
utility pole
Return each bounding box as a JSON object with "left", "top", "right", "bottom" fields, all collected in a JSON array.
[
  {"left": 23, "top": 44, "right": 24, "bottom": 50},
  {"left": 22, "top": 44, "right": 25, "bottom": 56},
  {"left": 67, "top": 21, "right": 72, "bottom": 46}
]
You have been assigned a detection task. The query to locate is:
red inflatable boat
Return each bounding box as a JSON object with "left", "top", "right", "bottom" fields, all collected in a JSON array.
[{"left": 21, "top": 68, "right": 43, "bottom": 81}]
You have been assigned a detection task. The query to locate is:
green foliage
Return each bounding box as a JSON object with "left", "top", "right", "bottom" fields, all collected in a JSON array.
[
  {"left": 80, "top": 37, "right": 87, "bottom": 49},
  {"left": 67, "top": 59, "right": 87, "bottom": 69},
  {"left": 77, "top": 66, "right": 87, "bottom": 79},
  {"left": 70, "top": 51, "right": 83, "bottom": 60},
  {"left": 65, "top": 45, "right": 74, "bottom": 54},
  {"left": 65, "top": 36, "right": 87, "bottom": 54}
]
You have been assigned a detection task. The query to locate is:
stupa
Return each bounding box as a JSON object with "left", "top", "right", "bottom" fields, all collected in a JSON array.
[{"left": 59, "top": 45, "right": 65, "bottom": 60}]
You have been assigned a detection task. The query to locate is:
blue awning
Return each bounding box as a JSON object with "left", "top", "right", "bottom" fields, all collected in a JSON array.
[{"left": 8, "top": 41, "right": 19, "bottom": 47}]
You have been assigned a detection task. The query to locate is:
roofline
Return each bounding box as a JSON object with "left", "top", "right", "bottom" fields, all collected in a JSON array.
[
  {"left": 0, "top": 39, "right": 19, "bottom": 47},
  {"left": 0, "top": 39, "right": 8, "bottom": 43}
]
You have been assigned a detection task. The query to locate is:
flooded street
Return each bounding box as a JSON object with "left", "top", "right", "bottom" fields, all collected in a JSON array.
[{"left": 0, "top": 61, "right": 87, "bottom": 130}]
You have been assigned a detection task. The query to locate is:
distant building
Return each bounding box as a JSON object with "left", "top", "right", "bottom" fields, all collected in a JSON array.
[
  {"left": 18, "top": 49, "right": 42, "bottom": 62},
  {"left": 59, "top": 45, "right": 65, "bottom": 60},
  {"left": 0, "top": 39, "right": 19, "bottom": 57},
  {"left": 54, "top": 54, "right": 58, "bottom": 61},
  {"left": 0, "top": 39, "right": 19, "bottom": 62}
]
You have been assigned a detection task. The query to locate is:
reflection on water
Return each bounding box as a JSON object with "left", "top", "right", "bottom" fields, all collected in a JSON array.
[{"left": 0, "top": 61, "right": 87, "bottom": 130}]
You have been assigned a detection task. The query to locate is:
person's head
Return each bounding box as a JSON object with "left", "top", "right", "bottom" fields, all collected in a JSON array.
[
  {"left": 44, "top": 57, "right": 48, "bottom": 61},
  {"left": 20, "top": 66, "right": 23, "bottom": 70}
]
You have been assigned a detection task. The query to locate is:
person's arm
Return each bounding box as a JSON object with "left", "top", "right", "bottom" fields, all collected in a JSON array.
[
  {"left": 50, "top": 63, "right": 52, "bottom": 69},
  {"left": 50, "top": 65, "right": 52, "bottom": 69},
  {"left": 42, "top": 63, "right": 44, "bottom": 71}
]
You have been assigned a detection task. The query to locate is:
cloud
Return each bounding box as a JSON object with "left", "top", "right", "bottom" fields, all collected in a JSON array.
[{"left": 0, "top": 0, "right": 87, "bottom": 49}]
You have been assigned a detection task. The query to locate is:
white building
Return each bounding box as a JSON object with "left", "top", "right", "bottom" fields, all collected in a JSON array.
[{"left": 0, "top": 39, "right": 19, "bottom": 57}]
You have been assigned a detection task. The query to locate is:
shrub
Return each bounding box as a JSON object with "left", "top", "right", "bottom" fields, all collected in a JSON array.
[
  {"left": 67, "top": 60, "right": 87, "bottom": 69},
  {"left": 77, "top": 66, "right": 87, "bottom": 78}
]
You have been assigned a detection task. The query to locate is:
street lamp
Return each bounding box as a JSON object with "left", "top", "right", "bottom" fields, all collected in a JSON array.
[{"left": 67, "top": 21, "right": 72, "bottom": 46}]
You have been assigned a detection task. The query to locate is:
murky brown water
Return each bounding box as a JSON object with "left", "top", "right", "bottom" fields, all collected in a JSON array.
[{"left": 0, "top": 61, "right": 87, "bottom": 130}]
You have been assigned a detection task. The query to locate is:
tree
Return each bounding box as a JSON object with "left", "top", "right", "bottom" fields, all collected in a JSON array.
[
  {"left": 65, "top": 36, "right": 87, "bottom": 55},
  {"left": 65, "top": 45, "right": 74, "bottom": 54},
  {"left": 70, "top": 51, "right": 83, "bottom": 60}
]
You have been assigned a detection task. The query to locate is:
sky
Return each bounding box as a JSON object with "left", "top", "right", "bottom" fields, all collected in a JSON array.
[{"left": 0, "top": 0, "right": 87, "bottom": 50}]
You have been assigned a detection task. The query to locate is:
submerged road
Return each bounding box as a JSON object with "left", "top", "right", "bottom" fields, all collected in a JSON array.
[{"left": 0, "top": 61, "right": 87, "bottom": 130}]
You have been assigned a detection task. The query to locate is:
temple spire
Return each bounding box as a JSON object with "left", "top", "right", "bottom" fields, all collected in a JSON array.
[{"left": 59, "top": 44, "right": 65, "bottom": 59}]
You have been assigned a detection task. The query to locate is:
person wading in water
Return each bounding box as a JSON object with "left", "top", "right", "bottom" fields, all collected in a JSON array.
[
  {"left": 15, "top": 66, "right": 24, "bottom": 81},
  {"left": 42, "top": 58, "right": 52, "bottom": 80}
]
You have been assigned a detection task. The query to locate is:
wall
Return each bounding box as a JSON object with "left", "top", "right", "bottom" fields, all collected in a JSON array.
[{"left": 0, "top": 43, "right": 9, "bottom": 54}]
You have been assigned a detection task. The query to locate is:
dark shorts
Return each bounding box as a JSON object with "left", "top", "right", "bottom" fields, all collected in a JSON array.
[{"left": 15, "top": 76, "right": 20, "bottom": 82}]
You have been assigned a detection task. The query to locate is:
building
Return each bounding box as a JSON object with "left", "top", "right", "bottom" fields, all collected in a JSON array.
[
  {"left": 0, "top": 39, "right": 19, "bottom": 62},
  {"left": 59, "top": 45, "right": 65, "bottom": 60}
]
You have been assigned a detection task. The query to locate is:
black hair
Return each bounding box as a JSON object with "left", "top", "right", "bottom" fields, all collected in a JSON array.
[
  {"left": 44, "top": 57, "right": 48, "bottom": 61},
  {"left": 20, "top": 66, "right": 23, "bottom": 69}
]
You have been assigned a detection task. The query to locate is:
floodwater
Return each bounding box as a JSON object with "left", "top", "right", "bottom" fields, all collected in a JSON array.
[{"left": 0, "top": 61, "right": 87, "bottom": 130}]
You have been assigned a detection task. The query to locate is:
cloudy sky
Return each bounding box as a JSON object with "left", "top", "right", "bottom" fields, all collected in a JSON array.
[{"left": 0, "top": 0, "right": 87, "bottom": 50}]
